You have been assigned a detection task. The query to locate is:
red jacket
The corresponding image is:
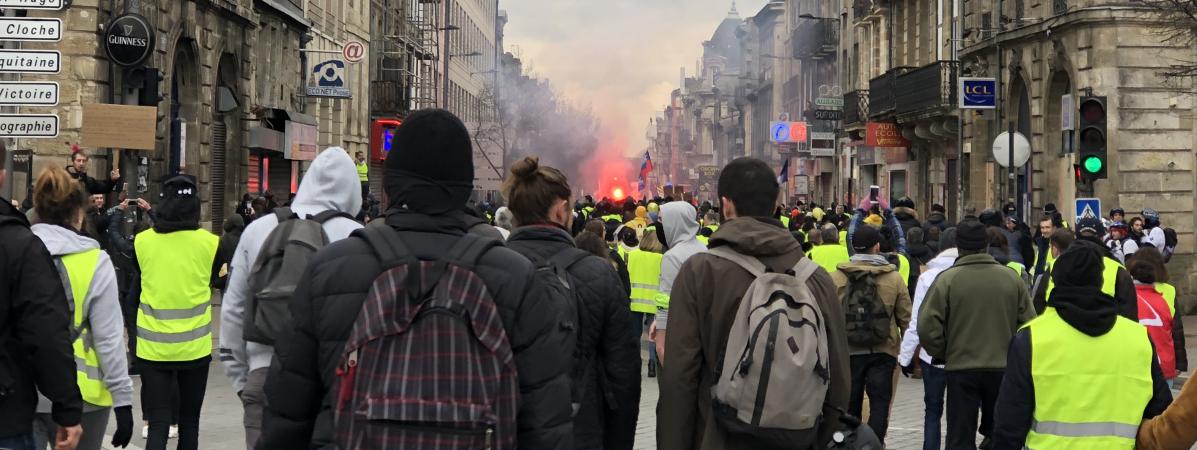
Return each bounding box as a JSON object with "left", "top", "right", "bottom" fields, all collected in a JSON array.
[{"left": 1136, "top": 284, "right": 1178, "bottom": 378}]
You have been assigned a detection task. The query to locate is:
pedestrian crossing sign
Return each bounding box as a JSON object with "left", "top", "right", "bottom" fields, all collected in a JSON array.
[{"left": 1075, "top": 198, "right": 1101, "bottom": 222}]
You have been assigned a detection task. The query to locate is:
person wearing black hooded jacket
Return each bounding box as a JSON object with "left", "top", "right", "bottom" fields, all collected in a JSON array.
[
  {"left": 502, "top": 156, "right": 641, "bottom": 450},
  {"left": 991, "top": 241, "right": 1172, "bottom": 450},
  {"left": 1032, "top": 217, "right": 1138, "bottom": 320},
  {"left": 257, "top": 109, "right": 576, "bottom": 450}
]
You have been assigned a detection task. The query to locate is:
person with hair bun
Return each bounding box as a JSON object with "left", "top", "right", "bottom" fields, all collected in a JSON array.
[
  {"left": 502, "top": 156, "right": 641, "bottom": 450},
  {"left": 30, "top": 166, "right": 135, "bottom": 450}
]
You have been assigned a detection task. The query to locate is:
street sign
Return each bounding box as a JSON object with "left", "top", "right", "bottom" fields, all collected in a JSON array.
[
  {"left": 811, "top": 132, "right": 836, "bottom": 141},
  {"left": 814, "top": 109, "right": 843, "bottom": 121},
  {"left": 0, "top": 49, "right": 59, "bottom": 73},
  {"left": 0, "top": 114, "right": 57, "bottom": 138},
  {"left": 769, "top": 121, "right": 808, "bottom": 143},
  {"left": 815, "top": 97, "right": 844, "bottom": 108},
  {"left": 1075, "top": 198, "right": 1101, "bottom": 222},
  {"left": 0, "top": 81, "right": 58, "bottom": 106},
  {"left": 343, "top": 41, "right": 365, "bottom": 63},
  {"left": 992, "top": 131, "right": 1031, "bottom": 167},
  {"left": 307, "top": 58, "right": 351, "bottom": 98},
  {"left": 104, "top": 14, "right": 155, "bottom": 67},
  {"left": 960, "top": 77, "right": 998, "bottom": 109},
  {"left": 0, "top": 18, "right": 60, "bottom": 41},
  {"left": 0, "top": 0, "right": 64, "bottom": 9}
]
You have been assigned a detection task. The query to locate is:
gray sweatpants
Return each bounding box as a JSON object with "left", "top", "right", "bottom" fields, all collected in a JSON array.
[
  {"left": 33, "top": 408, "right": 110, "bottom": 450},
  {"left": 241, "top": 368, "right": 269, "bottom": 450}
]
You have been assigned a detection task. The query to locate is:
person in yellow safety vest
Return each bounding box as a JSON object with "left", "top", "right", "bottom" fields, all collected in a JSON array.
[
  {"left": 625, "top": 205, "right": 650, "bottom": 237},
  {"left": 133, "top": 175, "right": 220, "bottom": 449},
  {"left": 1033, "top": 217, "right": 1139, "bottom": 321},
  {"left": 991, "top": 243, "right": 1173, "bottom": 450},
  {"left": 354, "top": 151, "right": 369, "bottom": 200},
  {"left": 809, "top": 226, "right": 850, "bottom": 274},
  {"left": 30, "top": 167, "right": 135, "bottom": 450},
  {"left": 616, "top": 226, "right": 639, "bottom": 262},
  {"left": 878, "top": 225, "right": 920, "bottom": 298},
  {"left": 628, "top": 231, "right": 665, "bottom": 377}
]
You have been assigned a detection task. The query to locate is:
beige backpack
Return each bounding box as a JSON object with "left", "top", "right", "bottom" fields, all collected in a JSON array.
[{"left": 708, "top": 247, "right": 831, "bottom": 448}]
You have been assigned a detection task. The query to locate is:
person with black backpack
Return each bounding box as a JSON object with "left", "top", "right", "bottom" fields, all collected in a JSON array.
[
  {"left": 218, "top": 147, "right": 363, "bottom": 449},
  {"left": 257, "top": 109, "right": 576, "bottom": 450},
  {"left": 830, "top": 225, "right": 912, "bottom": 446},
  {"left": 501, "top": 156, "right": 641, "bottom": 450}
]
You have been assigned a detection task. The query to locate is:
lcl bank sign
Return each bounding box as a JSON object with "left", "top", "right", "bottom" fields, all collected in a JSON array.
[{"left": 960, "top": 77, "right": 997, "bottom": 109}]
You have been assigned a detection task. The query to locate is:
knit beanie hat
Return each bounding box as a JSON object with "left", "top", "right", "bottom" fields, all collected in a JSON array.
[
  {"left": 956, "top": 221, "right": 988, "bottom": 251},
  {"left": 384, "top": 109, "right": 475, "bottom": 214},
  {"left": 154, "top": 174, "right": 200, "bottom": 233}
]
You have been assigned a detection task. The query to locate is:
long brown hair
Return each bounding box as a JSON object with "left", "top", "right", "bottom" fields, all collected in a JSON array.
[
  {"left": 501, "top": 156, "right": 571, "bottom": 226},
  {"left": 33, "top": 165, "right": 86, "bottom": 227}
]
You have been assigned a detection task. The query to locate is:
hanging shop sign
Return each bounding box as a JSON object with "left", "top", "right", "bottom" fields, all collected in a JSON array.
[
  {"left": 342, "top": 41, "right": 365, "bottom": 63},
  {"left": 0, "top": 81, "right": 58, "bottom": 106},
  {"left": 865, "top": 122, "right": 911, "bottom": 148},
  {"left": 0, "top": 18, "right": 60, "bottom": 41},
  {"left": 769, "top": 121, "right": 808, "bottom": 143},
  {"left": 104, "top": 13, "right": 155, "bottom": 67},
  {"left": 307, "top": 58, "right": 351, "bottom": 98},
  {"left": 959, "top": 77, "right": 998, "bottom": 109},
  {"left": 0, "top": 114, "right": 57, "bottom": 138},
  {"left": 0, "top": 0, "right": 64, "bottom": 8},
  {"left": 0, "top": 49, "right": 59, "bottom": 73}
]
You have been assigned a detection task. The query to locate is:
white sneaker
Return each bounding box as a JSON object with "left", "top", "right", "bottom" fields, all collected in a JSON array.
[
  {"left": 141, "top": 425, "right": 148, "bottom": 439},
  {"left": 168, "top": 425, "right": 178, "bottom": 439}
]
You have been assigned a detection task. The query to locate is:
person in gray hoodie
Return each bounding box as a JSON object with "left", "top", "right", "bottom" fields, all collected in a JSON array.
[
  {"left": 652, "top": 201, "right": 707, "bottom": 363},
  {"left": 31, "top": 166, "right": 134, "bottom": 450},
  {"left": 219, "top": 146, "right": 363, "bottom": 449}
]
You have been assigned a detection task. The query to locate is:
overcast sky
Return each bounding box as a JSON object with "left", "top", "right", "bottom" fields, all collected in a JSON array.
[{"left": 501, "top": 0, "right": 768, "bottom": 156}]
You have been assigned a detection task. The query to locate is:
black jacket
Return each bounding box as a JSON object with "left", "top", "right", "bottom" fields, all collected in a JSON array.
[
  {"left": 990, "top": 327, "right": 1173, "bottom": 450},
  {"left": 66, "top": 166, "right": 120, "bottom": 195},
  {"left": 506, "top": 226, "right": 641, "bottom": 450},
  {"left": 1032, "top": 256, "right": 1138, "bottom": 321},
  {"left": 893, "top": 206, "right": 921, "bottom": 236},
  {"left": 922, "top": 212, "right": 952, "bottom": 235},
  {"left": 257, "top": 210, "right": 576, "bottom": 450},
  {"left": 0, "top": 200, "right": 82, "bottom": 436}
]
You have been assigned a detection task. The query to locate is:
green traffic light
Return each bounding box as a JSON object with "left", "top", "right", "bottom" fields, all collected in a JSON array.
[{"left": 1082, "top": 155, "right": 1104, "bottom": 173}]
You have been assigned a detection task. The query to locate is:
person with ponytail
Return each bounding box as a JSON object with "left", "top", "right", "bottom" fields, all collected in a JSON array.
[
  {"left": 502, "top": 156, "right": 642, "bottom": 450},
  {"left": 29, "top": 166, "right": 134, "bottom": 450}
]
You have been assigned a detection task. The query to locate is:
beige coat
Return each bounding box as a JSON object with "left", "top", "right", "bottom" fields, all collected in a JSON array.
[{"left": 830, "top": 259, "right": 913, "bottom": 358}]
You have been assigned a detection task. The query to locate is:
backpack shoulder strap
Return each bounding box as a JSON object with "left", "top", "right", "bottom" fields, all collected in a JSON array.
[
  {"left": 274, "top": 207, "right": 296, "bottom": 223},
  {"left": 707, "top": 246, "right": 767, "bottom": 277},
  {"left": 443, "top": 233, "right": 501, "bottom": 271},
  {"left": 355, "top": 226, "right": 417, "bottom": 268},
  {"left": 310, "top": 210, "right": 355, "bottom": 224},
  {"left": 790, "top": 257, "right": 820, "bottom": 282},
  {"left": 550, "top": 247, "right": 591, "bottom": 273}
]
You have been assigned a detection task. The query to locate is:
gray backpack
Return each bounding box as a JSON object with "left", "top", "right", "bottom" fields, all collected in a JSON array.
[
  {"left": 708, "top": 247, "right": 831, "bottom": 448},
  {"left": 244, "top": 208, "right": 352, "bottom": 345}
]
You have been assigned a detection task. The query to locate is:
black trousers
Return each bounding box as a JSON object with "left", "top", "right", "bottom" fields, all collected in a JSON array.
[
  {"left": 139, "top": 362, "right": 208, "bottom": 450},
  {"left": 945, "top": 370, "right": 1004, "bottom": 450},
  {"left": 848, "top": 353, "right": 897, "bottom": 443}
]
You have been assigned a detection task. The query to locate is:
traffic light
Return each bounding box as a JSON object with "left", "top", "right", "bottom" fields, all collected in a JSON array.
[
  {"left": 1074, "top": 163, "right": 1093, "bottom": 193},
  {"left": 1077, "top": 96, "right": 1108, "bottom": 180}
]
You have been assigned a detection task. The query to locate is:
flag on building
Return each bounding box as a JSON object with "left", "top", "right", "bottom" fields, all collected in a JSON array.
[
  {"left": 639, "top": 151, "right": 654, "bottom": 192},
  {"left": 777, "top": 158, "right": 790, "bottom": 184}
]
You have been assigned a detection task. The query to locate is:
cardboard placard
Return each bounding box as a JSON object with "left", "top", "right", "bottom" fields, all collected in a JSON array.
[{"left": 81, "top": 104, "right": 156, "bottom": 150}]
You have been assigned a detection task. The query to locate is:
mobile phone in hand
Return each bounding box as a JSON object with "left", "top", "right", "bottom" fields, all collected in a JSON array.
[{"left": 869, "top": 185, "right": 880, "bottom": 204}]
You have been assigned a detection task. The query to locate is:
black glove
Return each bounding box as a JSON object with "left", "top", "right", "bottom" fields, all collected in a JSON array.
[
  {"left": 900, "top": 364, "right": 915, "bottom": 378},
  {"left": 111, "top": 405, "right": 133, "bottom": 448}
]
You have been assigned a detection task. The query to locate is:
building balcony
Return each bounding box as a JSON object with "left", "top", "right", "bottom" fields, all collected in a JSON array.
[
  {"left": 867, "top": 67, "right": 913, "bottom": 119},
  {"left": 792, "top": 17, "right": 839, "bottom": 60},
  {"left": 844, "top": 89, "right": 868, "bottom": 126},
  {"left": 895, "top": 61, "right": 957, "bottom": 121}
]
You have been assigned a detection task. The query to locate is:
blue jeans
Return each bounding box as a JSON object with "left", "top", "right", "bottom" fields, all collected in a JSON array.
[
  {"left": 922, "top": 360, "right": 947, "bottom": 450},
  {"left": 640, "top": 313, "right": 658, "bottom": 367},
  {"left": 0, "top": 433, "right": 34, "bottom": 450}
]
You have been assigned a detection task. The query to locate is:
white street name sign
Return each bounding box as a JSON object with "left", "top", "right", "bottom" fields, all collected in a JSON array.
[
  {"left": 0, "top": 114, "right": 58, "bottom": 138},
  {"left": 0, "top": 18, "right": 60, "bottom": 41},
  {"left": 0, "top": 82, "right": 58, "bottom": 106},
  {"left": 0, "top": 0, "right": 63, "bottom": 9},
  {"left": 0, "top": 49, "right": 59, "bottom": 73}
]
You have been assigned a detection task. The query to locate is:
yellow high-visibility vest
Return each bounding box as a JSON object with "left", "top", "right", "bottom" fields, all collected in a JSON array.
[
  {"left": 135, "top": 228, "right": 218, "bottom": 362},
  {"left": 59, "top": 249, "right": 111, "bottom": 407},
  {"left": 1007, "top": 261, "right": 1026, "bottom": 274},
  {"left": 627, "top": 250, "right": 663, "bottom": 314},
  {"left": 1156, "top": 282, "right": 1177, "bottom": 317},
  {"left": 1023, "top": 309, "right": 1155, "bottom": 450},
  {"left": 896, "top": 254, "right": 911, "bottom": 286},
  {"left": 1046, "top": 257, "right": 1120, "bottom": 300},
  {"left": 780, "top": 216, "right": 790, "bottom": 230},
  {"left": 356, "top": 161, "right": 369, "bottom": 182},
  {"left": 839, "top": 230, "right": 848, "bottom": 248},
  {"left": 697, "top": 235, "right": 710, "bottom": 247},
  {"left": 809, "top": 244, "right": 850, "bottom": 274}
]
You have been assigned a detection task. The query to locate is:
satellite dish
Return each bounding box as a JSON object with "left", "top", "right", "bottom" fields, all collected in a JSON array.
[{"left": 992, "top": 132, "right": 1031, "bottom": 168}]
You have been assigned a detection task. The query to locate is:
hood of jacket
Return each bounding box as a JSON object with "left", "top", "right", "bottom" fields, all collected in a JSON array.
[
  {"left": 223, "top": 215, "right": 245, "bottom": 234},
  {"left": 290, "top": 147, "right": 363, "bottom": 217},
  {"left": 893, "top": 206, "right": 919, "bottom": 221},
  {"left": 31, "top": 223, "right": 99, "bottom": 256},
  {"left": 661, "top": 201, "right": 699, "bottom": 248},
  {"left": 0, "top": 198, "right": 29, "bottom": 227},
  {"left": 926, "top": 212, "right": 947, "bottom": 225},
  {"left": 710, "top": 216, "right": 800, "bottom": 258},
  {"left": 506, "top": 225, "right": 575, "bottom": 261},
  {"left": 836, "top": 258, "right": 897, "bottom": 275},
  {"left": 635, "top": 206, "right": 647, "bottom": 220},
  {"left": 927, "top": 248, "right": 959, "bottom": 271}
]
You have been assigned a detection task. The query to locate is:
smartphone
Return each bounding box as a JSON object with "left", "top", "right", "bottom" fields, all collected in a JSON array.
[
  {"left": 127, "top": 199, "right": 138, "bottom": 206},
  {"left": 869, "top": 185, "right": 880, "bottom": 204}
]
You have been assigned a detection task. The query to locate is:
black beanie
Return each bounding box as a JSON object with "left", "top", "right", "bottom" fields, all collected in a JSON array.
[
  {"left": 979, "top": 208, "right": 1004, "bottom": 228},
  {"left": 384, "top": 109, "right": 475, "bottom": 213},
  {"left": 154, "top": 174, "right": 200, "bottom": 233},
  {"left": 956, "top": 221, "right": 988, "bottom": 251}
]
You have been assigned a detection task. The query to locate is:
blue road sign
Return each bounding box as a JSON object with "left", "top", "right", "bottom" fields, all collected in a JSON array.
[
  {"left": 960, "top": 77, "right": 997, "bottom": 109},
  {"left": 1075, "top": 198, "right": 1101, "bottom": 222},
  {"left": 770, "top": 121, "right": 790, "bottom": 143}
]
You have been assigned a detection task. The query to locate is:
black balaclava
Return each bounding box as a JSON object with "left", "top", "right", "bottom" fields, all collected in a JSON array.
[
  {"left": 384, "top": 109, "right": 475, "bottom": 215},
  {"left": 154, "top": 174, "right": 201, "bottom": 233}
]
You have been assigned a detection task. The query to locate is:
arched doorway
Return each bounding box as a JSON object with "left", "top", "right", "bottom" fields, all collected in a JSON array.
[
  {"left": 212, "top": 53, "right": 241, "bottom": 230},
  {"left": 1042, "top": 70, "right": 1072, "bottom": 211},
  {"left": 170, "top": 40, "right": 200, "bottom": 176},
  {"left": 1008, "top": 72, "right": 1032, "bottom": 220}
]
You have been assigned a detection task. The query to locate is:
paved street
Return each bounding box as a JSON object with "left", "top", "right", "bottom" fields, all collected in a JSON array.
[{"left": 91, "top": 308, "right": 1194, "bottom": 450}]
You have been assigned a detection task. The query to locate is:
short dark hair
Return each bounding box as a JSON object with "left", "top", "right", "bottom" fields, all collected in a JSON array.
[
  {"left": 1129, "top": 259, "right": 1157, "bottom": 284},
  {"left": 717, "top": 157, "right": 779, "bottom": 218},
  {"left": 1049, "top": 229, "right": 1075, "bottom": 251},
  {"left": 1128, "top": 246, "right": 1169, "bottom": 283}
]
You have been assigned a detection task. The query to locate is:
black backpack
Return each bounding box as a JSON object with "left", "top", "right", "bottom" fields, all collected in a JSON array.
[
  {"left": 1163, "top": 227, "right": 1178, "bottom": 261},
  {"left": 532, "top": 248, "right": 591, "bottom": 416},
  {"left": 842, "top": 270, "right": 890, "bottom": 347},
  {"left": 244, "top": 208, "right": 353, "bottom": 345}
]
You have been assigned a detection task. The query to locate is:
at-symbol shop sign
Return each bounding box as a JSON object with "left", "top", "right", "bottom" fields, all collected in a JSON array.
[{"left": 307, "top": 58, "right": 351, "bottom": 98}]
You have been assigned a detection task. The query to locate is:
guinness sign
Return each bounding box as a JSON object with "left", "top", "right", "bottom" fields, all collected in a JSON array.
[{"left": 104, "top": 13, "right": 154, "bottom": 67}]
